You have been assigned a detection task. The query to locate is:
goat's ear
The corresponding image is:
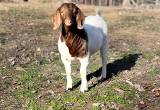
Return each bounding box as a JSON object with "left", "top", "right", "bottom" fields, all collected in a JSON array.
[
  {"left": 76, "top": 8, "right": 85, "bottom": 29},
  {"left": 52, "top": 10, "right": 62, "bottom": 30}
]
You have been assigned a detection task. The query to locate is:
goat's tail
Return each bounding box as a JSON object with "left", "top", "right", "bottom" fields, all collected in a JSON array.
[{"left": 95, "top": 7, "right": 101, "bottom": 16}]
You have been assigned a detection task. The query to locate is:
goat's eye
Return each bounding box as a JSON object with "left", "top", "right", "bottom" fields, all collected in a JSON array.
[{"left": 60, "top": 12, "right": 64, "bottom": 16}]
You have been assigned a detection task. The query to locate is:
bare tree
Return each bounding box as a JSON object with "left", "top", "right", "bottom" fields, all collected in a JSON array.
[
  {"left": 156, "top": 0, "right": 159, "bottom": 5},
  {"left": 104, "top": 0, "right": 108, "bottom": 5},
  {"left": 91, "top": 0, "right": 94, "bottom": 5},
  {"left": 84, "top": 0, "right": 87, "bottom": 4},
  {"left": 130, "top": 0, "right": 138, "bottom": 7},
  {"left": 99, "top": 0, "right": 102, "bottom": 6},
  {"left": 109, "top": 0, "right": 112, "bottom": 6},
  {"left": 123, "top": 0, "right": 139, "bottom": 8},
  {"left": 122, "top": 0, "right": 131, "bottom": 7}
]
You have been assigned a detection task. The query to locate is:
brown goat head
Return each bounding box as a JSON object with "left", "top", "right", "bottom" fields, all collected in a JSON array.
[{"left": 52, "top": 3, "right": 85, "bottom": 30}]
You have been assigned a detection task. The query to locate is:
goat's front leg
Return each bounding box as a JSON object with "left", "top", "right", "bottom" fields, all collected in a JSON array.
[
  {"left": 79, "top": 56, "right": 89, "bottom": 92},
  {"left": 61, "top": 57, "right": 72, "bottom": 90}
]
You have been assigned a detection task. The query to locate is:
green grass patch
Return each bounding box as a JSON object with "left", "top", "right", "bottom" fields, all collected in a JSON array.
[
  {"left": 49, "top": 92, "right": 88, "bottom": 109},
  {"left": 140, "top": 67, "right": 159, "bottom": 86},
  {"left": 0, "top": 67, "right": 8, "bottom": 75},
  {"left": 142, "top": 52, "right": 154, "bottom": 60},
  {"left": 24, "top": 98, "right": 47, "bottom": 110},
  {"left": 20, "top": 68, "right": 39, "bottom": 82},
  {"left": 92, "top": 106, "right": 101, "bottom": 110},
  {"left": 96, "top": 82, "right": 136, "bottom": 107},
  {"left": 149, "top": 66, "right": 160, "bottom": 76},
  {"left": 97, "top": 89, "right": 128, "bottom": 104},
  {"left": 63, "top": 93, "right": 87, "bottom": 105},
  {"left": 12, "top": 87, "right": 36, "bottom": 99},
  {"left": 11, "top": 85, "right": 42, "bottom": 109},
  {"left": 12, "top": 68, "right": 40, "bottom": 98},
  {"left": 89, "top": 64, "right": 101, "bottom": 72},
  {"left": 50, "top": 100, "right": 65, "bottom": 110},
  {"left": 47, "top": 79, "right": 137, "bottom": 109},
  {"left": 11, "top": 67, "right": 48, "bottom": 109},
  {"left": 155, "top": 49, "right": 160, "bottom": 57}
]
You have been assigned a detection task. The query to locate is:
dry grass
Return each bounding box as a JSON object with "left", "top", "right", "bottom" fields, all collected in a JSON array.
[{"left": 0, "top": 2, "right": 160, "bottom": 110}]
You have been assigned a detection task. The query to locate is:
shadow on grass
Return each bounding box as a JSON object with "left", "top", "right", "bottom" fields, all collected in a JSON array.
[{"left": 72, "top": 53, "right": 142, "bottom": 90}]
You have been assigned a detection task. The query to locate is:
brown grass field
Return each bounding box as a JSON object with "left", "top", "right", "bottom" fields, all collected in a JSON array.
[{"left": 0, "top": 2, "right": 160, "bottom": 110}]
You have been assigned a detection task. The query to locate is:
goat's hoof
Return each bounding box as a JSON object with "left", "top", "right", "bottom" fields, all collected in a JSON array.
[
  {"left": 99, "top": 76, "right": 106, "bottom": 82},
  {"left": 80, "top": 89, "right": 88, "bottom": 93},
  {"left": 65, "top": 88, "right": 73, "bottom": 92},
  {"left": 66, "top": 87, "right": 73, "bottom": 90},
  {"left": 80, "top": 87, "right": 88, "bottom": 93},
  {"left": 100, "top": 75, "right": 106, "bottom": 79}
]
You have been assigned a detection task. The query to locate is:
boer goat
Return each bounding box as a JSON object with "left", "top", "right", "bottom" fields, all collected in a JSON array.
[{"left": 52, "top": 3, "right": 108, "bottom": 92}]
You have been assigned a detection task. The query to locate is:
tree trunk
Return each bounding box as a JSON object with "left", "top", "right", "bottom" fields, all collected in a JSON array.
[
  {"left": 156, "top": 0, "right": 159, "bottom": 5},
  {"left": 122, "top": 0, "right": 131, "bottom": 7},
  {"left": 84, "top": 0, "right": 87, "bottom": 4},
  {"left": 91, "top": 0, "right": 94, "bottom": 5},
  {"left": 109, "top": 0, "right": 112, "bottom": 6},
  {"left": 130, "top": 0, "right": 138, "bottom": 7},
  {"left": 99, "top": 0, "right": 102, "bottom": 6},
  {"left": 104, "top": 0, "right": 108, "bottom": 5}
]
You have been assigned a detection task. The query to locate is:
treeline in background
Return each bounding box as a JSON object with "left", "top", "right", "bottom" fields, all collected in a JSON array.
[{"left": 0, "top": 0, "right": 160, "bottom": 8}]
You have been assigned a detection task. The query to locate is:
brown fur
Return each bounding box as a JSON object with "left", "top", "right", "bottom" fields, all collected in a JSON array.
[
  {"left": 61, "top": 24, "right": 88, "bottom": 57},
  {"left": 52, "top": 3, "right": 88, "bottom": 57},
  {"left": 52, "top": 3, "right": 85, "bottom": 30}
]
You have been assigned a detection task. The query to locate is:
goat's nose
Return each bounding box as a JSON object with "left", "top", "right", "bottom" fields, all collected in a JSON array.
[{"left": 65, "top": 19, "right": 72, "bottom": 26}]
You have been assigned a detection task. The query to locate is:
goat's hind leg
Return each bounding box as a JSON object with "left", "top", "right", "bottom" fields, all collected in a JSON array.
[
  {"left": 61, "top": 57, "right": 72, "bottom": 90},
  {"left": 100, "top": 36, "right": 108, "bottom": 79}
]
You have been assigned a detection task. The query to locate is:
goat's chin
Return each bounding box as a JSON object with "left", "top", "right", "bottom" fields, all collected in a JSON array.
[
  {"left": 77, "top": 26, "right": 83, "bottom": 30},
  {"left": 65, "top": 24, "right": 72, "bottom": 27}
]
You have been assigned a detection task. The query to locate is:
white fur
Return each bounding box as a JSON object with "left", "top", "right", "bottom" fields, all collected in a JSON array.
[
  {"left": 58, "top": 14, "right": 108, "bottom": 92},
  {"left": 84, "top": 15, "right": 108, "bottom": 78}
]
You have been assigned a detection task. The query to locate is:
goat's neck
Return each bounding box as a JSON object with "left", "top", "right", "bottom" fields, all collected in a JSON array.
[
  {"left": 62, "top": 25, "right": 78, "bottom": 36},
  {"left": 61, "top": 25, "right": 87, "bottom": 40},
  {"left": 60, "top": 25, "right": 88, "bottom": 57}
]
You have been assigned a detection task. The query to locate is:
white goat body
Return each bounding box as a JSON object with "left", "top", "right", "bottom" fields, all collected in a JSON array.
[{"left": 58, "top": 14, "right": 108, "bottom": 92}]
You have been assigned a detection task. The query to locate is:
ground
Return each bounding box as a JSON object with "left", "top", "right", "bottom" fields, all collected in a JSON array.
[{"left": 0, "top": 2, "right": 160, "bottom": 110}]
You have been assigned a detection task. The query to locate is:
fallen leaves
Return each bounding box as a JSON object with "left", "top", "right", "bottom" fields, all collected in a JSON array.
[
  {"left": 126, "top": 79, "right": 145, "bottom": 92},
  {"left": 152, "top": 87, "right": 160, "bottom": 97},
  {"left": 92, "top": 102, "right": 101, "bottom": 107},
  {"left": 15, "top": 66, "right": 25, "bottom": 71},
  {"left": 8, "top": 57, "right": 16, "bottom": 66},
  {"left": 38, "top": 89, "right": 55, "bottom": 99},
  {"left": 65, "top": 102, "right": 75, "bottom": 107},
  {"left": 135, "top": 101, "right": 148, "bottom": 110},
  {"left": 114, "top": 88, "right": 124, "bottom": 95}
]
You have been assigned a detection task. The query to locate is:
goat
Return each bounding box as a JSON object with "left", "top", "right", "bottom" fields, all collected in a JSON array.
[{"left": 52, "top": 3, "right": 108, "bottom": 92}]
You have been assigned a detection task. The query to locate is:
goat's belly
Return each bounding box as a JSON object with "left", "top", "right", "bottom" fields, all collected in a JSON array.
[
  {"left": 88, "top": 36, "right": 103, "bottom": 55},
  {"left": 84, "top": 27, "right": 103, "bottom": 55}
]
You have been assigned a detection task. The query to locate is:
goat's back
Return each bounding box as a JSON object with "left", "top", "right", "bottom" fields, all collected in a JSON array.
[{"left": 84, "top": 15, "right": 107, "bottom": 36}]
